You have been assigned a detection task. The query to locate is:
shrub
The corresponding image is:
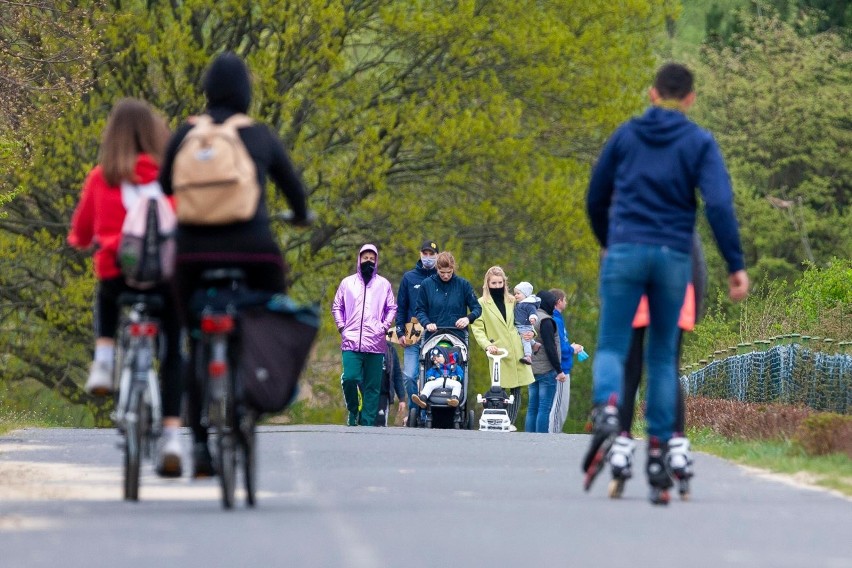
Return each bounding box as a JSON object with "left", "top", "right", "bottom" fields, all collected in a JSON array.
[
  {"left": 686, "top": 396, "right": 811, "bottom": 440},
  {"left": 793, "top": 413, "right": 852, "bottom": 458}
]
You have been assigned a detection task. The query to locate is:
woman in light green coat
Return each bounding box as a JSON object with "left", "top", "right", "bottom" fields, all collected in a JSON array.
[{"left": 470, "top": 266, "right": 535, "bottom": 426}]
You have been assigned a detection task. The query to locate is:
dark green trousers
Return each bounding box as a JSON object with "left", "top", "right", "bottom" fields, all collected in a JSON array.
[{"left": 341, "top": 351, "right": 384, "bottom": 426}]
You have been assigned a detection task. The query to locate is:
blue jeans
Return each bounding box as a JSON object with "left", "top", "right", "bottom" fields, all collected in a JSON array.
[
  {"left": 525, "top": 370, "right": 557, "bottom": 433},
  {"left": 592, "top": 243, "right": 690, "bottom": 441},
  {"left": 402, "top": 344, "right": 420, "bottom": 405}
]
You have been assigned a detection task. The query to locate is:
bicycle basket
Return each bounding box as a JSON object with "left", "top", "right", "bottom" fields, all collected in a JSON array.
[{"left": 238, "top": 299, "right": 319, "bottom": 414}]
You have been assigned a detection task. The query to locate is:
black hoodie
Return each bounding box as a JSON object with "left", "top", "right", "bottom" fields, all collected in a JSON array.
[{"left": 160, "top": 52, "right": 308, "bottom": 254}]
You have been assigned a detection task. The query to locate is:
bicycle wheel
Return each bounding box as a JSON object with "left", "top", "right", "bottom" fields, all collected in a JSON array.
[
  {"left": 123, "top": 385, "right": 146, "bottom": 501},
  {"left": 241, "top": 413, "right": 256, "bottom": 507},
  {"left": 217, "top": 426, "right": 237, "bottom": 509},
  {"left": 214, "top": 383, "right": 236, "bottom": 509}
]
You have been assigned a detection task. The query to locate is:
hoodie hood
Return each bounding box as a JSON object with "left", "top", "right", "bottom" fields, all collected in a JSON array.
[
  {"left": 630, "top": 106, "right": 694, "bottom": 147},
  {"left": 203, "top": 52, "right": 252, "bottom": 114},
  {"left": 357, "top": 243, "right": 379, "bottom": 273},
  {"left": 537, "top": 290, "right": 557, "bottom": 315}
]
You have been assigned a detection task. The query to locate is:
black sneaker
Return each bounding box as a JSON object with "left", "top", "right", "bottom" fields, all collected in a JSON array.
[{"left": 192, "top": 442, "right": 215, "bottom": 478}]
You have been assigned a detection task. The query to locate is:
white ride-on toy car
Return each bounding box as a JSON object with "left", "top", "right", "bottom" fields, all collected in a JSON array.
[{"left": 476, "top": 348, "right": 515, "bottom": 432}]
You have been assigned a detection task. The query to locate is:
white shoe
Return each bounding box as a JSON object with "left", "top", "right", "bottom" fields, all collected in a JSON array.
[
  {"left": 509, "top": 425, "right": 518, "bottom": 432},
  {"left": 156, "top": 431, "right": 183, "bottom": 478},
  {"left": 84, "top": 361, "right": 113, "bottom": 396}
]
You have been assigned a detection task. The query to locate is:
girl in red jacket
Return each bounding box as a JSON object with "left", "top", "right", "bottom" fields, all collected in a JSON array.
[{"left": 68, "top": 98, "right": 184, "bottom": 477}]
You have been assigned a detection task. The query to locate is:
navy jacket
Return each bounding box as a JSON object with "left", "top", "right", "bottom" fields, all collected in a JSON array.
[
  {"left": 395, "top": 261, "right": 436, "bottom": 336},
  {"left": 586, "top": 106, "right": 744, "bottom": 273},
  {"left": 414, "top": 274, "right": 482, "bottom": 334}
]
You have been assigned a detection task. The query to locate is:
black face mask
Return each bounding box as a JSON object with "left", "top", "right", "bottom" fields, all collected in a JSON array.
[
  {"left": 360, "top": 260, "right": 376, "bottom": 282},
  {"left": 489, "top": 287, "right": 504, "bottom": 297}
]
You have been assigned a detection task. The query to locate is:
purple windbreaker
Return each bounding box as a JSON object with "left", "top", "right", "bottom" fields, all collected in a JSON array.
[{"left": 331, "top": 244, "right": 398, "bottom": 354}]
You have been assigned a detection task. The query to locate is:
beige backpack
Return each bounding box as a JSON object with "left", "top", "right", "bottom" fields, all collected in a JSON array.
[{"left": 171, "top": 114, "right": 260, "bottom": 225}]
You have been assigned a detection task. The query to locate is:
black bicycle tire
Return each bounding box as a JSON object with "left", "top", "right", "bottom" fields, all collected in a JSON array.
[
  {"left": 243, "top": 415, "right": 256, "bottom": 507},
  {"left": 217, "top": 427, "right": 236, "bottom": 509},
  {"left": 123, "top": 385, "right": 145, "bottom": 501},
  {"left": 216, "top": 379, "right": 237, "bottom": 509}
]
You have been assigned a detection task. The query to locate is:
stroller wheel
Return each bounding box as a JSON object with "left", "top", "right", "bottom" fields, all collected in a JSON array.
[
  {"left": 467, "top": 409, "right": 475, "bottom": 430},
  {"left": 407, "top": 407, "right": 419, "bottom": 428}
]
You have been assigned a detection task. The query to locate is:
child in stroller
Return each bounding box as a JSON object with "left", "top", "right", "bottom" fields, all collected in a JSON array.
[
  {"left": 408, "top": 330, "right": 474, "bottom": 429},
  {"left": 411, "top": 346, "right": 463, "bottom": 408}
]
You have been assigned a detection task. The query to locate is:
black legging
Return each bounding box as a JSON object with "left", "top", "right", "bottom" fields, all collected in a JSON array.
[
  {"left": 619, "top": 327, "right": 686, "bottom": 434},
  {"left": 173, "top": 256, "right": 286, "bottom": 444}
]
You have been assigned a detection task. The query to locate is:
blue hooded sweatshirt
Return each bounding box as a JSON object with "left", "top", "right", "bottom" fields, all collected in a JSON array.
[{"left": 586, "top": 106, "right": 744, "bottom": 273}]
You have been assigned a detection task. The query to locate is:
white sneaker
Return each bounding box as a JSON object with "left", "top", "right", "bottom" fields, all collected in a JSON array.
[
  {"left": 509, "top": 424, "right": 518, "bottom": 432},
  {"left": 84, "top": 361, "right": 113, "bottom": 396},
  {"left": 156, "top": 431, "right": 183, "bottom": 478}
]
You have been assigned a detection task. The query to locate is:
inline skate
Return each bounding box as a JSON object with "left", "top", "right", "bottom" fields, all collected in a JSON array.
[
  {"left": 646, "top": 437, "right": 674, "bottom": 506},
  {"left": 607, "top": 434, "right": 636, "bottom": 499},
  {"left": 582, "top": 395, "right": 621, "bottom": 491},
  {"left": 666, "top": 436, "right": 694, "bottom": 500}
]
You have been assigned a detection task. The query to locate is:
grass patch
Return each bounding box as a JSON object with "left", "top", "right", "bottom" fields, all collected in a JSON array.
[
  {"left": 688, "top": 426, "right": 852, "bottom": 496},
  {"left": 630, "top": 398, "right": 852, "bottom": 496}
]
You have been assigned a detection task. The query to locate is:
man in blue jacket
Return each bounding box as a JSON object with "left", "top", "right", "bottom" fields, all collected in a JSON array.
[
  {"left": 395, "top": 240, "right": 439, "bottom": 415},
  {"left": 584, "top": 63, "right": 749, "bottom": 504}
]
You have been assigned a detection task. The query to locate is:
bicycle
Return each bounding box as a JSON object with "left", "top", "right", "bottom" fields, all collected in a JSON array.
[
  {"left": 191, "top": 211, "right": 314, "bottom": 509},
  {"left": 111, "top": 292, "right": 164, "bottom": 501},
  {"left": 194, "top": 268, "right": 257, "bottom": 509}
]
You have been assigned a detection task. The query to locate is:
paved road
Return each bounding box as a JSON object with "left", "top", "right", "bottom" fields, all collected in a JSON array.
[{"left": 1, "top": 426, "right": 850, "bottom": 568}]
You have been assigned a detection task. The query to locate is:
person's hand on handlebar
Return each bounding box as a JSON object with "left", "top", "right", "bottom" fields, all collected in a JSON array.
[
  {"left": 455, "top": 317, "right": 469, "bottom": 329},
  {"left": 486, "top": 344, "right": 500, "bottom": 354},
  {"left": 275, "top": 210, "right": 317, "bottom": 227},
  {"left": 425, "top": 323, "right": 437, "bottom": 332}
]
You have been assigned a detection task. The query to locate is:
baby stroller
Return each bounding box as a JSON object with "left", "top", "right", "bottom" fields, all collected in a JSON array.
[
  {"left": 477, "top": 348, "right": 515, "bottom": 431},
  {"left": 407, "top": 328, "right": 476, "bottom": 430}
]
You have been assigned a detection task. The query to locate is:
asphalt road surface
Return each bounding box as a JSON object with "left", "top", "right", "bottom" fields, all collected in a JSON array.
[{"left": 1, "top": 426, "right": 850, "bottom": 568}]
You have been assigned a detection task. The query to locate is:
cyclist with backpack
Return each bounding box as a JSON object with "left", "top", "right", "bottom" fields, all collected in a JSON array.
[
  {"left": 158, "top": 52, "right": 310, "bottom": 478},
  {"left": 68, "top": 98, "right": 185, "bottom": 477}
]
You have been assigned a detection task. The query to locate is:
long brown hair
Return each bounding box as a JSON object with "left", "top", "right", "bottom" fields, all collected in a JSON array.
[
  {"left": 99, "top": 98, "right": 170, "bottom": 186},
  {"left": 481, "top": 265, "right": 513, "bottom": 303}
]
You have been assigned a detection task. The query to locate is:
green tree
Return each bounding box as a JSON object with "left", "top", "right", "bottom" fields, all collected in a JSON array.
[
  {"left": 0, "top": 1, "right": 675, "bottom": 423},
  {"left": 693, "top": 9, "right": 851, "bottom": 288}
]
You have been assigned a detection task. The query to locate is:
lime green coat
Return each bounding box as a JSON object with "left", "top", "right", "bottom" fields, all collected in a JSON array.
[{"left": 470, "top": 296, "right": 535, "bottom": 389}]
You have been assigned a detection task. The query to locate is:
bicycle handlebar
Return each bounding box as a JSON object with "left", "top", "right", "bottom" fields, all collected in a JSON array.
[{"left": 271, "top": 210, "right": 317, "bottom": 226}]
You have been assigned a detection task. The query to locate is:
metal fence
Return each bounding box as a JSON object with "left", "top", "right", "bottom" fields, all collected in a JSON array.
[{"left": 680, "top": 336, "right": 852, "bottom": 414}]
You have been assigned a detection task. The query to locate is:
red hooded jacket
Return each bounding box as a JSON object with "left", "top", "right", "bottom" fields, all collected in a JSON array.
[{"left": 68, "top": 154, "right": 171, "bottom": 279}]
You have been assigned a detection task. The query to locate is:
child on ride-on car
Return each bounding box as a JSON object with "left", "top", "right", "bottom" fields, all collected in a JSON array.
[{"left": 411, "top": 346, "right": 463, "bottom": 408}]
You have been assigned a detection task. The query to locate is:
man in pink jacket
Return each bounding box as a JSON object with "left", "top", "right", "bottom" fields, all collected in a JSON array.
[{"left": 332, "top": 244, "right": 397, "bottom": 426}]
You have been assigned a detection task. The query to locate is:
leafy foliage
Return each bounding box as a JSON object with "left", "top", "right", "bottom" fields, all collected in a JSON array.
[
  {"left": 0, "top": 1, "right": 674, "bottom": 422},
  {"left": 692, "top": 7, "right": 852, "bottom": 288}
]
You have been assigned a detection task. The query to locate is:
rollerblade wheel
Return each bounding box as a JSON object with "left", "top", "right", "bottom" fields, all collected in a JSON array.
[
  {"left": 649, "top": 487, "right": 670, "bottom": 506},
  {"left": 608, "top": 478, "right": 625, "bottom": 499}
]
